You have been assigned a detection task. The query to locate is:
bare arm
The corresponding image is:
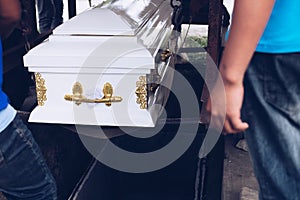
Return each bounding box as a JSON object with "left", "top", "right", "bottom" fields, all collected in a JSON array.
[
  {"left": 218, "top": 0, "right": 275, "bottom": 133},
  {"left": 220, "top": 0, "right": 275, "bottom": 84},
  {"left": 0, "top": 0, "right": 21, "bottom": 39}
]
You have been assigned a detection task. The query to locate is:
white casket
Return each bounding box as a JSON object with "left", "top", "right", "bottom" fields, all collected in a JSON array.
[{"left": 23, "top": 0, "right": 179, "bottom": 127}]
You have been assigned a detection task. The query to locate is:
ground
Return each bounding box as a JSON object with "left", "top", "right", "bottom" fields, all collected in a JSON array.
[{"left": 223, "top": 135, "right": 259, "bottom": 200}]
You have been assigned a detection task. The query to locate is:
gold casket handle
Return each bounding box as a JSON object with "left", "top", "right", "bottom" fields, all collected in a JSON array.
[{"left": 64, "top": 82, "right": 122, "bottom": 106}]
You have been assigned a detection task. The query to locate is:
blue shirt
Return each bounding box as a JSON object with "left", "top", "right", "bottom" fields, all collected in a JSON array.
[
  {"left": 0, "top": 39, "right": 9, "bottom": 110},
  {"left": 0, "top": 104, "right": 17, "bottom": 132},
  {"left": 0, "top": 38, "right": 17, "bottom": 133},
  {"left": 256, "top": 0, "right": 300, "bottom": 53}
]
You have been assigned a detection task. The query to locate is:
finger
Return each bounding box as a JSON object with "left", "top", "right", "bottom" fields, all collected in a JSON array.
[
  {"left": 205, "top": 98, "right": 211, "bottom": 113},
  {"left": 223, "top": 119, "right": 235, "bottom": 134},
  {"left": 229, "top": 117, "right": 249, "bottom": 133},
  {"left": 223, "top": 117, "right": 248, "bottom": 134}
]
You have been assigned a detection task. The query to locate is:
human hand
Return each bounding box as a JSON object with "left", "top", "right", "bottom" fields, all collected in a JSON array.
[
  {"left": 205, "top": 79, "right": 249, "bottom": 135},
  {"left": 222, "top": 82, "right": 249, "bottom": 134},
  {"left": 0, "top": 0, "right": 21, "bottom": 38}
]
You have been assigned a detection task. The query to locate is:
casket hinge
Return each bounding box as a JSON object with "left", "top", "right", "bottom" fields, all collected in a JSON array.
[
  {"left": 160, "top": 49, "right": 172, "bottom": 62},
  {"left": 148, "top": 69, "right": 160, "bottom": 92},
  {"left": 35, "top": 73, "right": 47, "bottom": 106},
  {"left": 64, "top": 82, "right": 122, "bottom": 106}
]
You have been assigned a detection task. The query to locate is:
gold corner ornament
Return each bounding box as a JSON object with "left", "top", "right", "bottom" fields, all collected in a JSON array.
[
  {"left": 64, "top": 82, "right": 122, "bottom": 106},
  {"left": 35, "top": 73, "right": 47, "bottom": 106},
  {"left": 135, "top": 76, "right": 147, "bottom": 109}
]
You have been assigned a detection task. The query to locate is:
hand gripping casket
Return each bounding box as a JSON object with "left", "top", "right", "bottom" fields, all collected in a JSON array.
[{"left": 23, "top": 0, "right": 178, "bottom": 127}]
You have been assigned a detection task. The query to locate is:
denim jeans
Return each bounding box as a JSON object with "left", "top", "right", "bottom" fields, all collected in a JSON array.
[
  {"left": 36, "top": 0, "right": 63, "bottom": 33},
  {"left": 242, "top": 52, "right": 300, "bottom": 200},
  {"left": 0, "top": 115, "right": 57, "bottom": 200}
]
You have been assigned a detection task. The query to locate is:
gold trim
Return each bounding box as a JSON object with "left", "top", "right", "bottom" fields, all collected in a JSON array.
[
  {"left": 35, "top": 73, "right": 47, "bottom": 106},
  {"left": 64, "top": 82, "right": 122, "bottom": 106},
  {"left": 135, "top": 76, "right": 147, "bottom": 109}
]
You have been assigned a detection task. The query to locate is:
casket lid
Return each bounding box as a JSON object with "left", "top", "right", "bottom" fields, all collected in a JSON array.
[
  {"left": 23, "top": 36, "right": 154, "bottom": 73},
  {"left": 53, "top": 0, "right": 164, "bottom": 36}
]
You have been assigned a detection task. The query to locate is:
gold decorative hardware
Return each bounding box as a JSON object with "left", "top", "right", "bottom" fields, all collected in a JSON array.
[
  {"left": 161, "top": 49, "right": 172, "bottom": 62},
  {"left": 135, "top": 76, "right": 147, "bottom": 109},
  {"left": 64, "top": 82, "right": 122, "bottom": 106},
  {"left": 35, "top": 73, "right": 47, "bottom": 106}
]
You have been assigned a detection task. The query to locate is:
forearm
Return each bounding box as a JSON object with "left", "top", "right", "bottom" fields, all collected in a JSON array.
[
  {"left": 220, "top": 0, "right": 275, "bottom": 85},
  {"left": 0, "top": 0, "right": 21, "bottom": 39}
]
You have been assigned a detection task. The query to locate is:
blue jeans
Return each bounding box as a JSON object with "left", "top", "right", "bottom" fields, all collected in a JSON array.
[
  {"left": 36, "top": 0, "right": 63, "bottom": 33},
  {"left": 0, "top": 115, "right": 57, "bottom": 200},
  {"left": 242, "top": 52, "right": 300, "bottom": 200}
]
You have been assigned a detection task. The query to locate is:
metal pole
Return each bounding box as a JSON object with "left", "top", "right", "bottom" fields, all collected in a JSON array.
[{"left": 68, "top": 0, "right": 76, "bottom": 19}]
